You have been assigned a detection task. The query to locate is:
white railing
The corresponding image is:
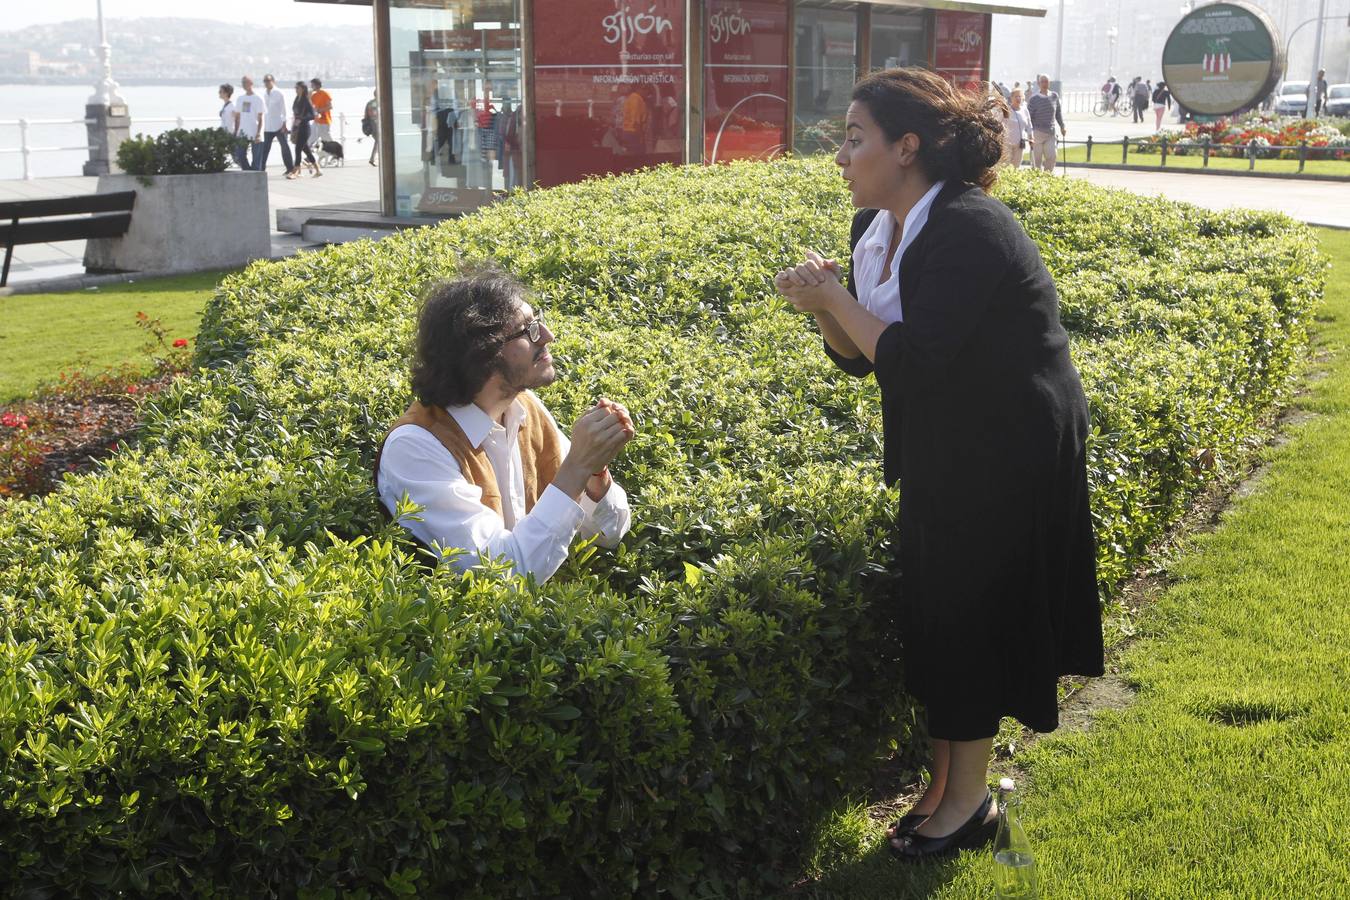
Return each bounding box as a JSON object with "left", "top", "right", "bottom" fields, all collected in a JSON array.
[
  {"left": 0, "top": 118, "right": 95, "bottom": 180},
  {"left": 0, "top": 113, "right": 349, "bottom": 180}
]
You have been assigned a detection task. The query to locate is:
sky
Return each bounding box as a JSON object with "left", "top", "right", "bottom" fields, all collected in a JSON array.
[{"left": 3, "top": 0, "right": 373, "bottom": 31}]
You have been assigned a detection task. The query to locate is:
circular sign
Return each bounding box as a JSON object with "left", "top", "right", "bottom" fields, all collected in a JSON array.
[{"left": 1162, "top": 1, "right": 1283, "bottom": 116}]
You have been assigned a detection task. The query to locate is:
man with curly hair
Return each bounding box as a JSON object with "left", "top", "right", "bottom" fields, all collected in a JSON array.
[{"left": 375, "top": 271, "right": 634, "bottom": 582}]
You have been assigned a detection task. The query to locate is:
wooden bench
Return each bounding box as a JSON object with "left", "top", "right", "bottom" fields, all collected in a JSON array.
[{"left": 0, "top": 191, "right": 136, "bottom": 286}]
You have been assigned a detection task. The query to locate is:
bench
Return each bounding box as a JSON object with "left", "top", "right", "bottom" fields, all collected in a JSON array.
[{"left": 0, "top": 191, "right": 136, "bottom": 286}]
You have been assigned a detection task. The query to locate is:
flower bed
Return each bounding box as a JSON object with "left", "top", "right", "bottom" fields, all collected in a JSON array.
[
  {"left": 1134, "top": 113, "right": 1350, "bottom": 159},
  {"left": 0, "top": 160, "right": 1325, "bottom": 896}
]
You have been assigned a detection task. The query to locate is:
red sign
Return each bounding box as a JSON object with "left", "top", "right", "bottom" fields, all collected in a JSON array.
[
  {"left": 703, "top": 0, "right": 789, "bottom": 163},
  {"left": 933, "top": 11, "right": 989, "bottom": 92},
  {"left": 531, "top": 0, "right": 686, "bottom": 187}
]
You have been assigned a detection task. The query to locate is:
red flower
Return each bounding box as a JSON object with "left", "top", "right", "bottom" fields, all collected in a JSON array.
[
  {"left": 126, "top": 385, "right": 139, "bottom": 394},
  {"left": 173, "top": 338, "right": 188, "bottom": 348}
]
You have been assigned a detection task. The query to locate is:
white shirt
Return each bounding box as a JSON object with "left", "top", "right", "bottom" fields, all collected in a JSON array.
[
  {"left": 377, "top": 394, "right": 631, "bottom": 583},
  {"left": 263, "top": 88, "right": 288, "bottom": 132},
  {"left": 235, "top": 93, "right": 265, "bottom": 139},
  {"left": 850, "top": 180, "right": 946, "bottom": 323},
  {"left": 1004, "top": 106, "right": 1032, "bottom": 146},
  {"left": 219, "top": 99, "right": 236, "bottom": 134}
]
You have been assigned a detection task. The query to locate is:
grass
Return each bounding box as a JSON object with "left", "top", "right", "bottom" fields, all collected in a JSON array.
[
  {"left": 795, "top": 228, "right": 1350, "bottom": 898},
  {"left": 0, "top": 271, "right": 222, "bottom": 402},
  {"left": 1061, "top": 143, "right": 1350, "bottom": 176}
]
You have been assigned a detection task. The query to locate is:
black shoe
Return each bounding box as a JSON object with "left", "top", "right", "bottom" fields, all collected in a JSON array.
[
  {"left": 886, "top": 810, "right": 929, "bottom": 838},
  {"left": 889, "top": 791, "right": 996, "bottom": 862}
]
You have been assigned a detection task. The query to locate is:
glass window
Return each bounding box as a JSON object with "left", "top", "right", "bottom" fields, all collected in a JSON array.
[
  {"left": 389, "top": 0, "right": 523, "bottom": 217},
  {"left": 703, "top": 0, "right": 790, "bottom": 164},
  {"left": 531, "top": 0, "right": 686, "bottom": 188},
  {"left": 933, "top": 10, "right": 989, "bottom": 91},
  {"left": 793, "top": 4, "right": 858, "bottom": 156},
  {"left": 870, "top": 8, "right": 928, "bottom": 72}
]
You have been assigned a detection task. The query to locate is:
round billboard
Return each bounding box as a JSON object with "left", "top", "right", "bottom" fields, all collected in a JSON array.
[{"left": 1162, "top": 1, "right": 1283, "bottom": 116}]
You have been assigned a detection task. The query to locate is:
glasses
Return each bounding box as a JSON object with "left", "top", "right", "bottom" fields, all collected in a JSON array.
[{"left": 503, "top": 315, "right": 545, "bottom": 345}]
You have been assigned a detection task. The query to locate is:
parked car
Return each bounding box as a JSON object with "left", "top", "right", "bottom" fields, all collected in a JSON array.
[
  {"left": 1325, "top": 84, "right": 1350, "bottom": 117},
  {"left": 1275, "top": 80, "right": 1309, "bottom": 116}
]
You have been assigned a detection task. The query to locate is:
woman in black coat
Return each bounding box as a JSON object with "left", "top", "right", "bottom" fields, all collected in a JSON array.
[{"left": 774, "top": 67, "right": 1104, "bottom": 860}]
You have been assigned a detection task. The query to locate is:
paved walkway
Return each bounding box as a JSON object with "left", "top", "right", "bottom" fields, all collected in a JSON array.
[
  {"left": 0, "top": 163, "right": 380, "bottom": 286},
  {"left": 1054, "top": 164, "right": 1350, "bottom": 229}
]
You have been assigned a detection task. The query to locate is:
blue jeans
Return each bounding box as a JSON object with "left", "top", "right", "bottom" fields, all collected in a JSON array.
[
  {"left": 255, "top": 130, "right": 294, "bottom": 171},
  {"left": 233, "top": 140, "right": 262, "bottom": 170}
]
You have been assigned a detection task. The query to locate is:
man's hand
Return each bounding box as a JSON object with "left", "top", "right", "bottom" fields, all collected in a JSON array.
[{"left": 555, "top": 400, "right": 636, "bottom": 501}]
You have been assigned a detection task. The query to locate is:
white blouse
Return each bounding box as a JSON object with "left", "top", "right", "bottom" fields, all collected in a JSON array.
[{"left": 850, "top": 180, "right": 946, "bottom": 323}]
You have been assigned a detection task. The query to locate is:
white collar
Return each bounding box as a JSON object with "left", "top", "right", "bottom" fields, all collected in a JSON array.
[
  {"left": 447, "top": 396, "right": 527, "bottom": 450},
  {"left": 862, "top": 180, "right": 946, "bottom": 254}
]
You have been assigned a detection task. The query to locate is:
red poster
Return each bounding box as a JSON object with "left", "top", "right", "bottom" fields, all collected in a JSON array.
[
  {"left": 703, "top": 0, "right": 788, "bottom": 163},
  {"left": 531, "top": 0, "right": 686, "bottom": 188},
  {"left": 933, "top": 11, "right": 989, "bottom": 92}
]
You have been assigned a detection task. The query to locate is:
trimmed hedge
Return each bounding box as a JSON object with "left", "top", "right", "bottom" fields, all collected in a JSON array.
[{"left": 0, "top": 159, "right": 1324, "bottom": 896}]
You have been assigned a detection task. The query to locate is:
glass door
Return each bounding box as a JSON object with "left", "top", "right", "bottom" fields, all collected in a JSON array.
[{"left": 389, "top": 0, "right": 523, "bottom": 217}]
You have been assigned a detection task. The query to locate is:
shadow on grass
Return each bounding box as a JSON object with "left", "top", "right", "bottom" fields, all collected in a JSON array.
[{"left": 790, "top": 841, "right": 971, "bottom": 900}]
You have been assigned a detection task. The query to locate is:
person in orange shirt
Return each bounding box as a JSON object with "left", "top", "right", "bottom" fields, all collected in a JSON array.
[
  {"left": 619, "top": 87, "right": 649, "bottom": 155},
  {"left": 309, "top": 77, "right": 333, "bottom": 148}
]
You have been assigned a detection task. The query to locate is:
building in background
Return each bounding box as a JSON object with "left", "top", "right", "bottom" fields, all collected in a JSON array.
[{"left": 299, "top": 0, "right": 1047, "bottom": 219}]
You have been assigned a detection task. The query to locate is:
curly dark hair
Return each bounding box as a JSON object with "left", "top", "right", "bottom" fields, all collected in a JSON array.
[
  {"left": 410, "top": 271, "right": 526, "bottom": 408},
  {"left": 851, "top": 67, "right": 1008, "bottom": 191}
]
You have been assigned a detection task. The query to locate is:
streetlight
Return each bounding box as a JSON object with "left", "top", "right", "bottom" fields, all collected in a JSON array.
[
  {"left": 88, "top": 0, "right": 124, "bottom": 108},
  {"left": 1106, "top": 26, "right": 1118, "bottom": 80}
]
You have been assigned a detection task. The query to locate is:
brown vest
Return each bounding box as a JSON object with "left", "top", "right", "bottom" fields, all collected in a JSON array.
[{"left": 374, "top": 393, "right": 564, "bottom": 518}]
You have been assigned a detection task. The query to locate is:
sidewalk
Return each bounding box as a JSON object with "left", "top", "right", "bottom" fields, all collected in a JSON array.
[
  {"left": 1056, "top": 164, "right": 1350, "bottom": 229},
  {"left": 0, "top": 163, "right": 380, "bottom": 287}
]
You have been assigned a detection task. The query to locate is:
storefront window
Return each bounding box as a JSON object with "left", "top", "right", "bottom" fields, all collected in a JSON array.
[
  {"left": 389, "top": 0, "right": 523, "bottom": 217},
  {"left": 703, "top": 0, "right": 789, "bottom": 164},
  {"left": 871, "top": 8, "right": 928, "bottom": 72},
  {"left": 793, "top": 4, "right": 858, "bottom": 156},
  {"left": 933, "top": 10, "right": 990, "bottom": 92},
  {"left": 531, "top": 0, "right": 686, "bottom": 188}
]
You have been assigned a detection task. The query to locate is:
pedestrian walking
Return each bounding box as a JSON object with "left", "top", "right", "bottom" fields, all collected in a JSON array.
[
  {"left": 1001, "top": 88, "right": 1033, "bottom": 167},
  {"left": 1315, "top": 70, "right": 1328, "bottom": 117},
  {"left": 287, "top": 81, "right": 321, "bottom": 179},
  {"left": 255, "top": 74, "right": 295, "bottom": 173},
  {"left": 362, "top": 90, "right": 379, "bottom": 166},
  {"left": 1131, "top": 77, "right": 1149, "bottom": 124},
  {"left": 310, "top": 78, "right": 334, "bottom": 147},
  {"left": 1026, "top": 74, "right": 1065, "bottom": 172},
  {"left": 1152, "top": 81, "right": 1172, "bottom": 131},
  {"left": 235, "top": 75, "right": 266, "bottom": 170}
]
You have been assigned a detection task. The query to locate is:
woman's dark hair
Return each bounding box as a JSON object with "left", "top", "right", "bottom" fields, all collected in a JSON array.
[
  {"left": 851, "top": 67, "right": 1008, "bottom": 191},
  {"left": 219, "top": 83, "right": 234, "bottom": 98},
  {"left": 294, "top": 82, "right": 309, "bottom": 98},
  {"left": 410, "top": 271, "right": 525, "bottom": 407}
]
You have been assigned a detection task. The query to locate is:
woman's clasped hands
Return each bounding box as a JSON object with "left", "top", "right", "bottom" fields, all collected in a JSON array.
[{"left": 773, "top": 250, "right": 848, "bottom": 314}]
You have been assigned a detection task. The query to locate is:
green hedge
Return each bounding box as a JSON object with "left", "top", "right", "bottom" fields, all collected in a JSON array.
[{"left": 0, "top": 159, "right": 1324, "bottom": 896}]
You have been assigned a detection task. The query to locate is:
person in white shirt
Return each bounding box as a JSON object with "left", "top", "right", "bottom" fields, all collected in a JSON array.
[
  {"left": 218, "top": 83, "right": 247, "bottom": 169},
  {"left": 1001, "top": 88, "right": 1033, "bottom": 167},
  {"left": 375, "top": 271, "right": 635, "bottom": 582},
  {"left": 254, "top": 73, "right": 294, "bottom": 173},
  {"left": 234, "top": 75, "right": 266, "bottom": 171}
]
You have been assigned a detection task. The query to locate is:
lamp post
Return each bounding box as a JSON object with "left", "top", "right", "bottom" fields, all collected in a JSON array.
[
  {"left": 87, "top": 0, "right": 124, "bottom": 108},
  {"left": 1053, "top": 0, "right": 1065, "bottom": 94},
  {"left": 1106, "top": 26, "right": 1118, "bottom": 81},
  {"left": 83, "top": 0, "right": 130, "bottom": 176}
]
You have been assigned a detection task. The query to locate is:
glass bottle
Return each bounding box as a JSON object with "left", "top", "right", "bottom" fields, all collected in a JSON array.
[{"left": 992, "top": 777, "right": 1039, "bottom": 899}]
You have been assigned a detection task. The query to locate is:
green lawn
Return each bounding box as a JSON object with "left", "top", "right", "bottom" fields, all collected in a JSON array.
[
  {"left": 797, "top": 228, "right": 1350, "bottom": 897},
  {"left": 1062, "top": 143, "right": 1350, "bottom": 176},
  {"left": 0, "top": 271, "right": 223, "bottom": 401}
]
